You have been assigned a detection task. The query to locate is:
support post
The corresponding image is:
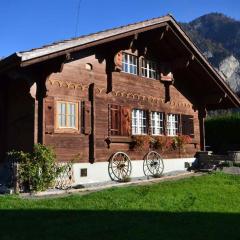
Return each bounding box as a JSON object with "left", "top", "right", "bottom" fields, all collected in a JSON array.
[
  {"left": 89, "top": 83, "right": 95, "bottom": 163},
  {"left": 198, "top": 107, "right": 207, "bottom": 151},
  {"left": 36, "top": 79, "right": 47, "bottom": 145}
]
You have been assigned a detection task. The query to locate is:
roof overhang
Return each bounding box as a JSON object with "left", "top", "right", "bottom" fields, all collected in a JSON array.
[{"left": 0, "top": 14, "right": 239, "bottom": 110}]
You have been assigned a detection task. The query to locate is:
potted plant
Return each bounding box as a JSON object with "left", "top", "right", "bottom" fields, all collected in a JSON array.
[
  {"left": 131, "top": 135, "right": 154, "bottom": 150},
  {"left": 172, "top": 135, "right": 192, "bottom": 153}
]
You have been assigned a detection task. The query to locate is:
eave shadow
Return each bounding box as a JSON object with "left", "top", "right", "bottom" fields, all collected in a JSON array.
[{"left": 0, "top": 210, "right": 239, "bottom": 240}]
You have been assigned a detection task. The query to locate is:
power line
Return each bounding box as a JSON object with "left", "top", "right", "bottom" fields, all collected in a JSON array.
[{"left": 75, "top": 0, "right": 83, "bottom": 37}]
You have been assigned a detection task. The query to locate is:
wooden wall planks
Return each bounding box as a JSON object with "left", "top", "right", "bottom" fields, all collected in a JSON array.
[{"left": 44, "top": 52, "right": 200, "bottom": 163}]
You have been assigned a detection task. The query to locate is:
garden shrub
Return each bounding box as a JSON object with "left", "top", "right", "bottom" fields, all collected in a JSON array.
[{"left": 8, "top": 144, "right": 70, "bottom": 192}]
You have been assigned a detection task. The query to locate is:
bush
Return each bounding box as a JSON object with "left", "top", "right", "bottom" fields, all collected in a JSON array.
[{"left": 8, "top": 144, "right": 70, "bottom": 192}]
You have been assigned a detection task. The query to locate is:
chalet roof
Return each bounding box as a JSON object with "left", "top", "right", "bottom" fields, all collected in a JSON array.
[
  {"left": 16, "top": 15, "right": 171, "bottom": 62},
  {"left": 0, "top": 14, "right": 240, "bottom": 110}
]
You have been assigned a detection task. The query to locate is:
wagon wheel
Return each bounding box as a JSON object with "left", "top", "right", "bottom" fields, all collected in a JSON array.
[
  {"left": 108, "top": 152, "right": 132, "bottom": 181},
  {"left": 143, "top": 151, "right": 164, "bottom": 176}
]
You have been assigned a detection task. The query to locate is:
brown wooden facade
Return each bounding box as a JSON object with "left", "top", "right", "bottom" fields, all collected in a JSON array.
[{"left": 0, "top": 15, "right": 239, "bottom": 164}]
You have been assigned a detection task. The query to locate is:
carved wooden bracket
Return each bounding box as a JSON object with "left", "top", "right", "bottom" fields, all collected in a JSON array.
[
  {"left": 129, "top": 33, "right": 139, "bottom": 52},
  {"left": 160, "top": 72, "right": 174, "bottom": 83}
]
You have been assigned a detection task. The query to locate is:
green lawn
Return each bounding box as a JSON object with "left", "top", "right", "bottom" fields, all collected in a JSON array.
[{"left": 1, "top": 173, "right": 240, "bottom": 240}]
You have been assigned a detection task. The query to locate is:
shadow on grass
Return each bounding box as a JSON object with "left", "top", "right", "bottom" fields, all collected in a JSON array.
[{"left": 1, "top": 210, "right": 240, "bottom": 240}]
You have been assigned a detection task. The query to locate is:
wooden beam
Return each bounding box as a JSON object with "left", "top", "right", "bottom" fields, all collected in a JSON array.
[
  {"left": 169, "top": 55, "right": 195, "bottom": 70},
  {"left": 89, "top": 83, "right": 95, "bottom": 163},
  {"left": 159, "top": 25, "right": 169, "bottom": 40},
  {"left": 129, "top": 33, "right": 139, "bottom": 52}
]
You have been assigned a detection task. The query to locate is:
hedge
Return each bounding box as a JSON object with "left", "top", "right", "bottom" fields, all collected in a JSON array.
[{"left": 205, "top": 112, "right": 240, "bottom": 153}]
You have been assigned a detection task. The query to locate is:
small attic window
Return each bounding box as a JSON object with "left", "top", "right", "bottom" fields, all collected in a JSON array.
[{"left": 85, "top": 63, "right": 93, "bottom": 71}]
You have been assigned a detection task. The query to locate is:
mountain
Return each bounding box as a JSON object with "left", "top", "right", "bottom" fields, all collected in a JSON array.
[{"left": 181, "top": 13, "right": 240, "bottom": 95}]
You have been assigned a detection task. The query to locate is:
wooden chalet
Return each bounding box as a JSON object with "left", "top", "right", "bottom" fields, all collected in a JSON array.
[{"left": 0, "top": 15, "right": 239, "bottom": 183}]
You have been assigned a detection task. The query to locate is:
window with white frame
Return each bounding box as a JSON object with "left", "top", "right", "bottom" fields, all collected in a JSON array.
[
  {"left": 57, "top": 101, "right": 78, "bottom": 129},
  {"left": 141, "top": 59, "right": 158, "bottom": 79},
  {"left": 151, "top": 111, "right": 164, "bottom": 135},
  {"left": 132, "top": 109, "right": 147, "bottom": 135},
  {"left": 167, "top": 114, "right": 179, "bottom": 136},
  {"left": 122, "top": 52, "right": 138, "bottom": 75}
]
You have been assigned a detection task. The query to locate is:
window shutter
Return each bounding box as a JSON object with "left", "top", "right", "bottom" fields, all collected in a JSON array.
[
  {"left": 177, "top": 114, "right": 181, "bottom": 135},
  {"left": 146, "top": 110, "right": 150, "bottom": 135},
  {"left": 120, "top": 107, "right": 131, "bottom": 136},
  {"left": 181, "top": 114, "right": 194, "bottom": 138},
  {"left": 109, "top": 105, "right": 121, "bottom": 136},
  {"left": 83, "top": 101, "right": 92, "bottom": 135},
  {"left": 163, "top": 113, "right": 167, "bottom": 135},
  {"left": 114, "top": 51, "right": 123, "bottom": 71},
  {"left": 45, "top": 97, "right": 55, "bottom": 134}
]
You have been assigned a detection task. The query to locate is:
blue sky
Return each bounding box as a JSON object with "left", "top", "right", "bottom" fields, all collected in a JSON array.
[{"left": 1, "top": 0, "right": 240, "bottom": 57}]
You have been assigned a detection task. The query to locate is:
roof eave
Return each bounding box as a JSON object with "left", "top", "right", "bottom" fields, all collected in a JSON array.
[{"left": 0, "top": 53, "right": 21, "bottom": 74}]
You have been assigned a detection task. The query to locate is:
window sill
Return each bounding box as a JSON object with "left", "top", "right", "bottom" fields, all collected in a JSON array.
[
  {"left": 107, "top": 136, "right": 132, "bottom": 143},
  {"left": 117, "top": 72, "right": 160, "bottom": 82},
  {"left": 54, "top": 128, "right": 80, "bottom": 134}
]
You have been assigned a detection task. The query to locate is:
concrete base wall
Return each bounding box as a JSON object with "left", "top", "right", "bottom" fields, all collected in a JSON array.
[{"left": 72, "top": 158, "right": 196, "bottom": 184}]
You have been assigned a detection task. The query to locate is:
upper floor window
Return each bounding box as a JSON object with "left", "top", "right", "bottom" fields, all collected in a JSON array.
[
  {"left": 141, "top": 59, "right": 158, "bottom": 79},
  {"left": 151, "top": 111, "right": 164, "bottom": 135},
  {"left": 122, "top": 52, "right": 138, "bottom": 75},
  {"left": 57, "top": 101, "right": 78, "bottom": 129},
  {"left": 167, "top": 114, "right": 179, "bottom": 136},
  {"left": 132, "top": 109, "right": 147, "bottom": 135}
]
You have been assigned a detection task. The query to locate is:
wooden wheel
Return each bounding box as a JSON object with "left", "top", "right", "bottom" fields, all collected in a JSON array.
[
  {"left": 143, "top": 151, "right": 164, "bottom": 176},
  {"left": 108, "top": 152, "right": 132, "bottom": 181}
]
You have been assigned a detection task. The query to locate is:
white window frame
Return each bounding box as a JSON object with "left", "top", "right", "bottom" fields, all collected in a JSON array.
[
  {"left": 56, "top": 101, "right": 79, "bottom": 130},
  {"left": 132, "top": 109, "right": 147, "bottom": 135},
  {"left": 141, "top": 58, "right": 158, "bottom": 79},
  {"left": 167, "top": 114, "right": 179, "bottom": 136},
  {"left": 151, "top": 111, "right": 164, "bottom": 135},
  {"left": 122, "top": 52, "right": 138, "bottom": 75}
]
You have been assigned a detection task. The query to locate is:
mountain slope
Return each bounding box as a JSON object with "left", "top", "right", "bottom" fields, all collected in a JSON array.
[{"left": 181, "top": 13, "right": 240, "bottom": 94}]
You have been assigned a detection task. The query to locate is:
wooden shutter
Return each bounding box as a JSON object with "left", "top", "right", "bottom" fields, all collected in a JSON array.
[
  {"left": 45, "top": 97, "right": 55, "bottom": 134},
  {"left": 109, "top": 105, "right": 121, "bottom": 136},
  {"left": 181, "top": 114, "right": 194, "bottom": 138},
  {"left": 83, "top": 101, "right": 91, "bottom": 135},
  {"left": 109, "top": 105, "right": 131, "bottom": 136},
  {"left": 121, "top": 107, "right": 131, "bottom": 136},
  {"left": 146, "top": 110, "right": 150, "bottom": 135},
  {"left": 114, "top": 51, "right": 123, "bottom": 71},
  {"left": 163, "top": 113, "right": 167, "bottom": 135}
]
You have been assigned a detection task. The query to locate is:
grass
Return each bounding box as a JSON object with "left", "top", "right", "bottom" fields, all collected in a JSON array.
[{"left": 1, "top": 173, "right": 240, "bottom": 240}]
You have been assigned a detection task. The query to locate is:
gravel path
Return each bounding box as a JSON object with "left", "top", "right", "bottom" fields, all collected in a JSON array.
[
  {"left": 222, "top": 167, "right": 240, "bottom": 175},
  {"left": 21, "top": 171, "right": 203, "bottom": 199}
]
